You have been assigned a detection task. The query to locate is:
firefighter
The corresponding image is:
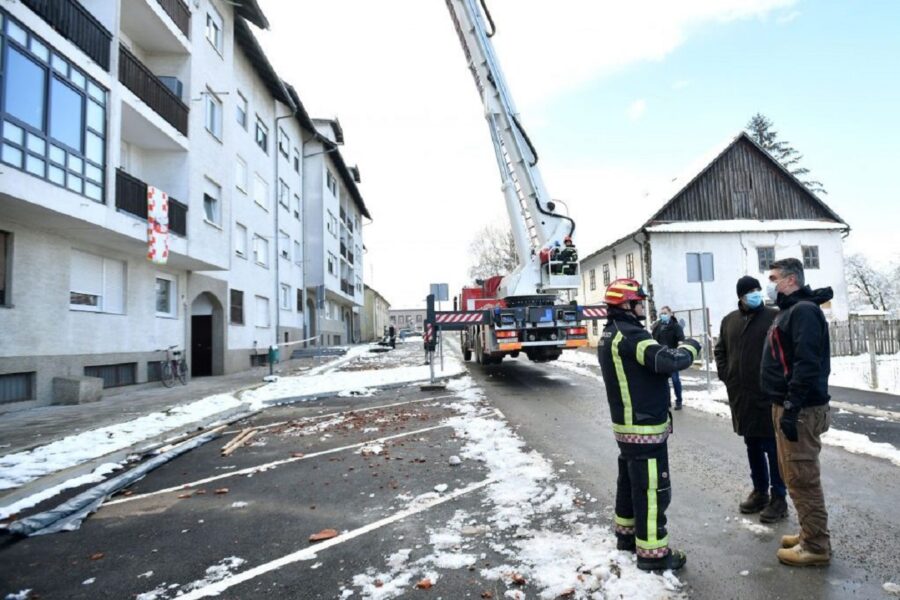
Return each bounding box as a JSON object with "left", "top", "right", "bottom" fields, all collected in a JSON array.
[{"left": 597, "top": 278, "right": 701, "bottom": 571}]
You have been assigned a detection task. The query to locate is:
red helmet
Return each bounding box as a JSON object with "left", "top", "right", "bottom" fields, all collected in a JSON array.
[{"left": 604, "top": 278, "right": 647, "bottom": 306}]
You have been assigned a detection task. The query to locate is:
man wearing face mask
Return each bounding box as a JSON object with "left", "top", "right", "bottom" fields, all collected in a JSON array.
[
  {"left": 714, "top": 276, "right": 786, "bottom": 523},
  {"left": 598, "top": 279, "right": 702, "bottom": 571},
  {"left": 760, "top": 258, "right": 833, "bottom": 567},
  {"left": 652, "top": 305, "right": 686, "bottom": 409}
]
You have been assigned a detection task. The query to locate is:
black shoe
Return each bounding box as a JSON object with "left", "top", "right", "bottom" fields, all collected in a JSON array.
[
  {"left": 739, "top": 490, "right": 769, "bottom": 514},
  {"left": 616, "top": 535, "right": 636, "bottom": 552},
  {"left": 759, "top": 495, "right": 789, "bottom": 523},
  {"left": 637, "top": 548, "right": 687, "bottom": 572},
  {"left": 674, "top": 402, "right": 683, "bottom": 411}
]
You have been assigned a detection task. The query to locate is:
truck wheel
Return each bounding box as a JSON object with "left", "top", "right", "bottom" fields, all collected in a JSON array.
[
  {"left": 474, "top": 330, "right": 483, "bottom": 364},
  {"left": 463, "top": 347, "right": 472, "bottom": 361}
]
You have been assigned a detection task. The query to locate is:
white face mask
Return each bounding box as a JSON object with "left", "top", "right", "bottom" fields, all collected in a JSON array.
[{"left": 766, "top": 281, "right": 778, "bottom": 302}]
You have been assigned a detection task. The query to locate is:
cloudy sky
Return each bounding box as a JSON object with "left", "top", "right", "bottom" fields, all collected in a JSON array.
[{"left": 257, "top": 0, "right": 900, "bottom": 309}]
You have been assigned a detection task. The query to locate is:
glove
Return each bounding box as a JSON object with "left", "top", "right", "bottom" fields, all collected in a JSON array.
[
  {"left": 681, "top": 338, "right": 702, "bottom": 359},
  {"left": 780, "top": 406, "right": 800, "bottom": 442}
]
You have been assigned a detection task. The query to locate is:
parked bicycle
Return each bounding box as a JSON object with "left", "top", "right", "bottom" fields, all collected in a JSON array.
[{"left": 159, "top": 345, "right": 189, "bottom": 387}]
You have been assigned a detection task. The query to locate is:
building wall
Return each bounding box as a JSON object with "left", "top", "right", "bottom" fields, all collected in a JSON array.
[
  {"left": 389, "top": 309, "right": 427, "bottom": 333},
  {"left": 362, "top": 286, "right": 391, "bottom": 342}
]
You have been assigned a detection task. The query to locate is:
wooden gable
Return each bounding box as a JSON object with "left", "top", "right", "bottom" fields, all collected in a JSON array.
[{"left": 651, "top": 134, "right": 843, "bottom": 223}]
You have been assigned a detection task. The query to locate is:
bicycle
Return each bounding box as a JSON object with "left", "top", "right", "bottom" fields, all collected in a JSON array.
[{"left": 159, "top": 345, "right": 189, "bottom": 387}]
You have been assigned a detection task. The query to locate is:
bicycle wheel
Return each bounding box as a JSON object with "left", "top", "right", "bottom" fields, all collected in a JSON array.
[
  {"left": 160, "top": 360, "right": 176, "bottom": 388},
  {"left": 177, "top": 359, "right": 189, "bottom": 385}
]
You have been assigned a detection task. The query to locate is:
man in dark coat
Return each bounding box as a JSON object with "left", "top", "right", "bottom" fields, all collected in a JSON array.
[
  {"left": 652, "top": 306, "right": 686, "bottom": 409},
  {"left": 714, "top": 276, "right": 786, "bottom": 523},
  {"left": 761, "top": 258, "right": 833, "bottom": 567}
]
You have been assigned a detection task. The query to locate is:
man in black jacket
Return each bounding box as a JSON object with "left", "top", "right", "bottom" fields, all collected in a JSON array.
[
  {"left": 715, "top": 276, "right": 786, "bottom": 522},
  {"left": 598, "top": 279, "right": 701, "bottom": 572},
  {"left": 760, "top": 258, "right": 833, "bottom": 567},
  {"left": 652, "top": 306, "right": 686, "bottom": 409}
]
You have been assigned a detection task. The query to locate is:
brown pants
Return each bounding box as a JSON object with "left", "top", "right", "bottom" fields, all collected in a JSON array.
[{"left": 772, "top": 404, "right": 832, "bottom": 555}]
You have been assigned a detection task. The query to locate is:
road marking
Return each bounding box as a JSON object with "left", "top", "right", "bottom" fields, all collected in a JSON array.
[
  {"left": 104, "top": 423, "right": 452, "bottom": 507},
  {"left": 222, "top": 394, "right": 457, "bottom": 434},
  {"left": 493, "top": 408, "right": 505, "bottom": 419},
  {"left": 172, "top": 477, "right": 494, "bottom": 599}
]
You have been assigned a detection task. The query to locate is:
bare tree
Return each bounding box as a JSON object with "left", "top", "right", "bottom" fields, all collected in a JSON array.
[
  {"left": 746, "top": 113, "right": 826, "bottom": 196},
  {"left": 845, "top": 253, "right": 893, "bottom": 311},
  {"left": 467, "top": 224, "right": 519, "bottom": 281}
]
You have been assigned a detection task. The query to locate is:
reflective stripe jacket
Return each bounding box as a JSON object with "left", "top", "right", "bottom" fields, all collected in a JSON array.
[{"left": 598, "top": 310, "right": 699, "bottom": 443}]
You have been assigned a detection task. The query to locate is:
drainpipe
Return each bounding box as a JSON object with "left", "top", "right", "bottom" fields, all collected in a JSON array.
[{"left": 274, "top": 112, "right": 295, "bottom": 349}]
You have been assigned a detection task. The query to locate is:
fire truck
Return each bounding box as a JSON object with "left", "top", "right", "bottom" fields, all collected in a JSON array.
[{"left": 433, "top": 0, "right": 606, "bottom": 364}]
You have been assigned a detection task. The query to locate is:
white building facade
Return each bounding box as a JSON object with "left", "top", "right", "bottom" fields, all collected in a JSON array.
[
  {"left": 0, "top": 0, "right": 369, "bottom": 407},
  {"left": 580, "top": 133, "right": 850, "bottom": 347}
]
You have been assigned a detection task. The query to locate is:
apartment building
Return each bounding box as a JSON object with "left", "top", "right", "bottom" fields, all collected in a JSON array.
[
  {"left": 0, "top": 0, "right": 369, "bottom": 407},
  {"left": 389, "top": 309, "right": 427, "bottom": 334},
  {"left": 361, "top": 285, "right": 391, "bottom": 342}
]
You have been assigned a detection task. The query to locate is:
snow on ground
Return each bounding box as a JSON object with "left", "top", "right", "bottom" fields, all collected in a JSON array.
[
  {"left": 349, "top": 375, "right": 684, "bottom": 599},
  {"left": 0, "top": 462, "right": 120, "bottom": 521},
  {"left": 830, "top": 353, "right": 900, "bottom": 395},
  {"left": 135, "top": 557, "right": 246, "bottom": 600}
]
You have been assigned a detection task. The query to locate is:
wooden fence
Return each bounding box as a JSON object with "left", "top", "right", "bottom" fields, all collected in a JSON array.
[{"left": 829, "top": 319, "right": 900, "bottom": 357}]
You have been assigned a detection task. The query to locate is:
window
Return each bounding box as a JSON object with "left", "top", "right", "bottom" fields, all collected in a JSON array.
[
  {"left": 293, "top": 194, "right": 302, "bottom": 220},
  {"left": 293, "top": 240, "right": 302, "bottom": 265},
  {"left": 757, "top": 247, "right": 775, "bottom": 272},
  {"left": 293, "top": 148, "right": 300, "bottom": 173},
  {"left": 155, "top": 275, "right": 176, "bottom": 317},
  {"left": 0, "top": 230, "right": 10, "bottom": 306},
  {"left": 236, "top": 92, "right": 248, "bottom": 129},
  {"left": 234, "top": 223, "right": 248, "bottom": 258},
  {"left": 235, "top": 156, "right": 247, "bottom": 192},
  {"left": 69, "top": 250, "right": 125, "bottom": 313},
  {"left": 802, "top": 246, "right": 820, "bottom": 269},
  {"left": 255, "top": 295, "right": 270, "bottom": 327},
  {"left": 255, "top": 117, "right": 268, "bottom": 153},
  {"left": 1, "top": 15, "right": 107, "bottom": 202},
  {"left": 203, "top": 178, "right": 221, "bottom": 225},
  {"left": 327, "top": 252, "right": 336, "bottom": 276},
  {"left": 278, "top": 127, "right": 289, "bottom": 157},
  {"left": 280, "top": 283, "right": 291, "bottom": 309},
  {"left": 205, "top": 6, "right": 224, "bottom": 54},
  {"left": 230, "top": 289, "right": 244, "bottom": 324},
  {"left": 253, "top": 235, "right": 269, "bottom": 267},
  {"left": 278, "top": 178, "right": 289, "bottom": 207},
  {"left": 589, "top": 268, "right": 596, "bottom": 291},
  {"left": 84, "top": 363, "right": 136, "bottom": 388},
  {"left": 416, "top": 315, "right": 423, "bottom": 323},
  {"left": 204, "top": 90, "right": 222, "bottom": 139},
  {"left": 626, "top": 253, "right": 635, "bottom": 279},
  {"left": 326, "top": 169, "right": 337, "bottom": 196},
  {"left": 279, "top": 229, "right": 290, "bottom": 259},
  {"left": 296, "top": 288, "right": 303, "bottom": 312},
  {"left": 253, "top": 174, "right": 268, "bottom": 208},
  {"left": 326, "top": 211, "right": 338, "bottom": 238},
  {"left": 602, "top": 264, "right": 610, "bottom": 286},
  {"left": 0, "top": 372, "right": 35, "bottom": 404}
]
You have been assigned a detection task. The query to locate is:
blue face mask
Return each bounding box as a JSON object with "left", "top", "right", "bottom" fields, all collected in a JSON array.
[
  {"left": 744, "top": 291, "right": 764, "bottom": 308},
  {"left": 660, "top": 313, "right": 671, "bottom": 323}
]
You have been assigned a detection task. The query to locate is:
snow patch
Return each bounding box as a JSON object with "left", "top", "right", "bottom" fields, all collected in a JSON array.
[
  {"left": 0, "top": 462, "right": 121, "bottom": 519},
  {"left": 739, "top": 518, "right": 772, "bottom": 536}
]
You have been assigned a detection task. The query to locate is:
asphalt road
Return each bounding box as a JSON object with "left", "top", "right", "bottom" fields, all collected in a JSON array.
[{"left": 471, "top": 357, "right": 900, "bottom": 600}]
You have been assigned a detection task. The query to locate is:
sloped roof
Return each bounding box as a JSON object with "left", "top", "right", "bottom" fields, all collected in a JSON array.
[
  {"left": 582, "top": 131, "right": 848, "bottom": 263},
  {"left": 233, "top": 0, "right": 269, "bottom": 30},
  {"left": 234, "top": 17, "right": 294, "bottom": 108}
]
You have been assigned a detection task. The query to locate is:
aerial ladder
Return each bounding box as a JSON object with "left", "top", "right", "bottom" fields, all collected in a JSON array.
[{"left": 427, "top": 0, "right": 606, "bottom": 364}]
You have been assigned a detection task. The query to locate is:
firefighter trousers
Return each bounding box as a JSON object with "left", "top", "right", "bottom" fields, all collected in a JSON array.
[{"left": 614, "top": 442, "right": 672, "bottom": 559}]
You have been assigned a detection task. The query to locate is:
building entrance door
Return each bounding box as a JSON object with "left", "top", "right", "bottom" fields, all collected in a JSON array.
[{"left": 191, "top": 315, "right": 213, "bottom": 376}]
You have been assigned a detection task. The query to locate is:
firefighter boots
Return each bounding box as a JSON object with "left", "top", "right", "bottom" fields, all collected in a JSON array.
[
  {"left": 759, "top": 495, "right": 788, "bottom": 523},
  {"left": 637, "top": 548, "right": 687, "bottom": 572},
  {"left": 739, "top": 490, "right": 769, "bottom": 514}
]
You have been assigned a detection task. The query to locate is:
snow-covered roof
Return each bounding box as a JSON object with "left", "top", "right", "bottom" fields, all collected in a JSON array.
[{"left": 645, "top": 219, "right": 847, "bottom": 234}]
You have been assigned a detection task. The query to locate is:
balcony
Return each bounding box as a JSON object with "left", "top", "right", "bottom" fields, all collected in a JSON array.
[
  {"left": 156, "top": 0, "right": 190, "bottom": 38},
  {"left": 118, "top": 45, "right": 189, "bottom": 136},
  {"left": 21, "top": 0, "right": 112, "bottom": 70},
  {"left": 115, "top": 168, "right": 187, "bottom": 236},
  {"left": 340, "top": 279, "right": 355, "bottom": 296}
]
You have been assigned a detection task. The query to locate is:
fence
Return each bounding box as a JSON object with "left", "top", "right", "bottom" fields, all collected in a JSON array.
[
  {"left": 830, "top": 319, "right": 900, "bottom": 357},
  {"left": 672, "top": 307, "right": 714, "bottom": 358}
]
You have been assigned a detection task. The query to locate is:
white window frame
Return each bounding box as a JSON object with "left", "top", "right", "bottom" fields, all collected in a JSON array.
[
  {"left": 203, "top": 178, "right": 222, "bottom": 226},
  {"left": 234, "top": 223, "right": 248, "bottom": 258},
  {"left": 236, "top": 91, "right": 248, "bottom": 129},
  {"left": 255, "top": 117, "right": 268, "bottom": 153},
  {"left": 204, "top": 89, "right": 223, "bottom": 140},
  {"left": 293, "top": 148, "right": 300, "bottom": 173},
  {"left": 802, "top": 245, "right": 820, "bottom": 270},
  {"left": 326, "top": 169, "right": 337, "bottom": 196},
  {"left": 206, "top": 6, "right": 224, "bottom": 54},
  {"left": 279, "top": 229, "right": 290, "bottom": 260},
  {"left": 155, "top": 274, "right": 177, "bottom": 318},
  {"left": 293, "top": 240, "right": 302, "bottom": 265},
  {"left": 293, "top": 193, "right": 302, "bottom": 220},
  {"left": 279, "top": 283, "right": 291, "bottom": 310},
  {"left": 253, "top": 174, "right": 268, "bottom": 209},
  {"left": 255, "top": 295, "right": 270, "bottom": 328},
  {"left": 253, "top": 234, "right": 269, "bottom": 267},
  {"left": 69, "top": 250, "right": 126, "bottom": 314},
  {"left": 235, "top": 156, "right": 248, "bottom": 192},
  {"left": 327, "top": 252, "right": 336, "bottom": 276},
  {"left": 278, "top": 178, "right": 289, "bottom": 207},
  {"left": 278, "top": 127, "right": 289, "bottom": 157}
]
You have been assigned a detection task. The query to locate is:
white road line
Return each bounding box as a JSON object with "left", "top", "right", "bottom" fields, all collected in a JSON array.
[
  {"left": 104, "top": 423, "right": 451, "bottom": 507},
  {"left": 223, "top": 394, "right": 457, "bottom": 434},
  {"left": 173, "top": 477, "right": 494, "bottom": 600},
  {"left": 493, "top": 408, "right": 505, "bottom": 419}
]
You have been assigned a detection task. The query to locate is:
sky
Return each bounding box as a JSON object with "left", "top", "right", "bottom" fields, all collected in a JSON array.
[{"left": 256, "top": 0, "right": 900, "bottom": 309}]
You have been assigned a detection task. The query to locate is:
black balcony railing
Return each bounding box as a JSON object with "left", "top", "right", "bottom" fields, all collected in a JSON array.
[
  {"left": 348, "top": 251, "right": 354, "bottom": 265},
  {"left": 116, "top": 168, "right": 188, "bottom": 237},
  {"left": 21, "top": 0, "right": 112, "bottom": 70},
  {"left": 118, "top": 45, "right": 189, "bottom": 136},
  {"left": 156, "top": 0, "right": 191, "bottom": 38}
]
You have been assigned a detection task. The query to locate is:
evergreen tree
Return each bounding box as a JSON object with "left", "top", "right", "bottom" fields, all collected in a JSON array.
[{"left": 746, "top": 113, "right": 826, "bottom": 195}]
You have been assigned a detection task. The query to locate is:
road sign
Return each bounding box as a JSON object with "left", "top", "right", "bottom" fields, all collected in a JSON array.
[
  {"left": 686, "top": 252, "right": 714, "bottom": 282},
  {"left": 430, "top": 283, "right": 449, "bottom": 302}
]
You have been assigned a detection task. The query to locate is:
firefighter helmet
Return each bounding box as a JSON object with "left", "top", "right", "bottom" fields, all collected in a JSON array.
[{"left": 604, "top": 278, "right": 647, "bottom": 306}]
